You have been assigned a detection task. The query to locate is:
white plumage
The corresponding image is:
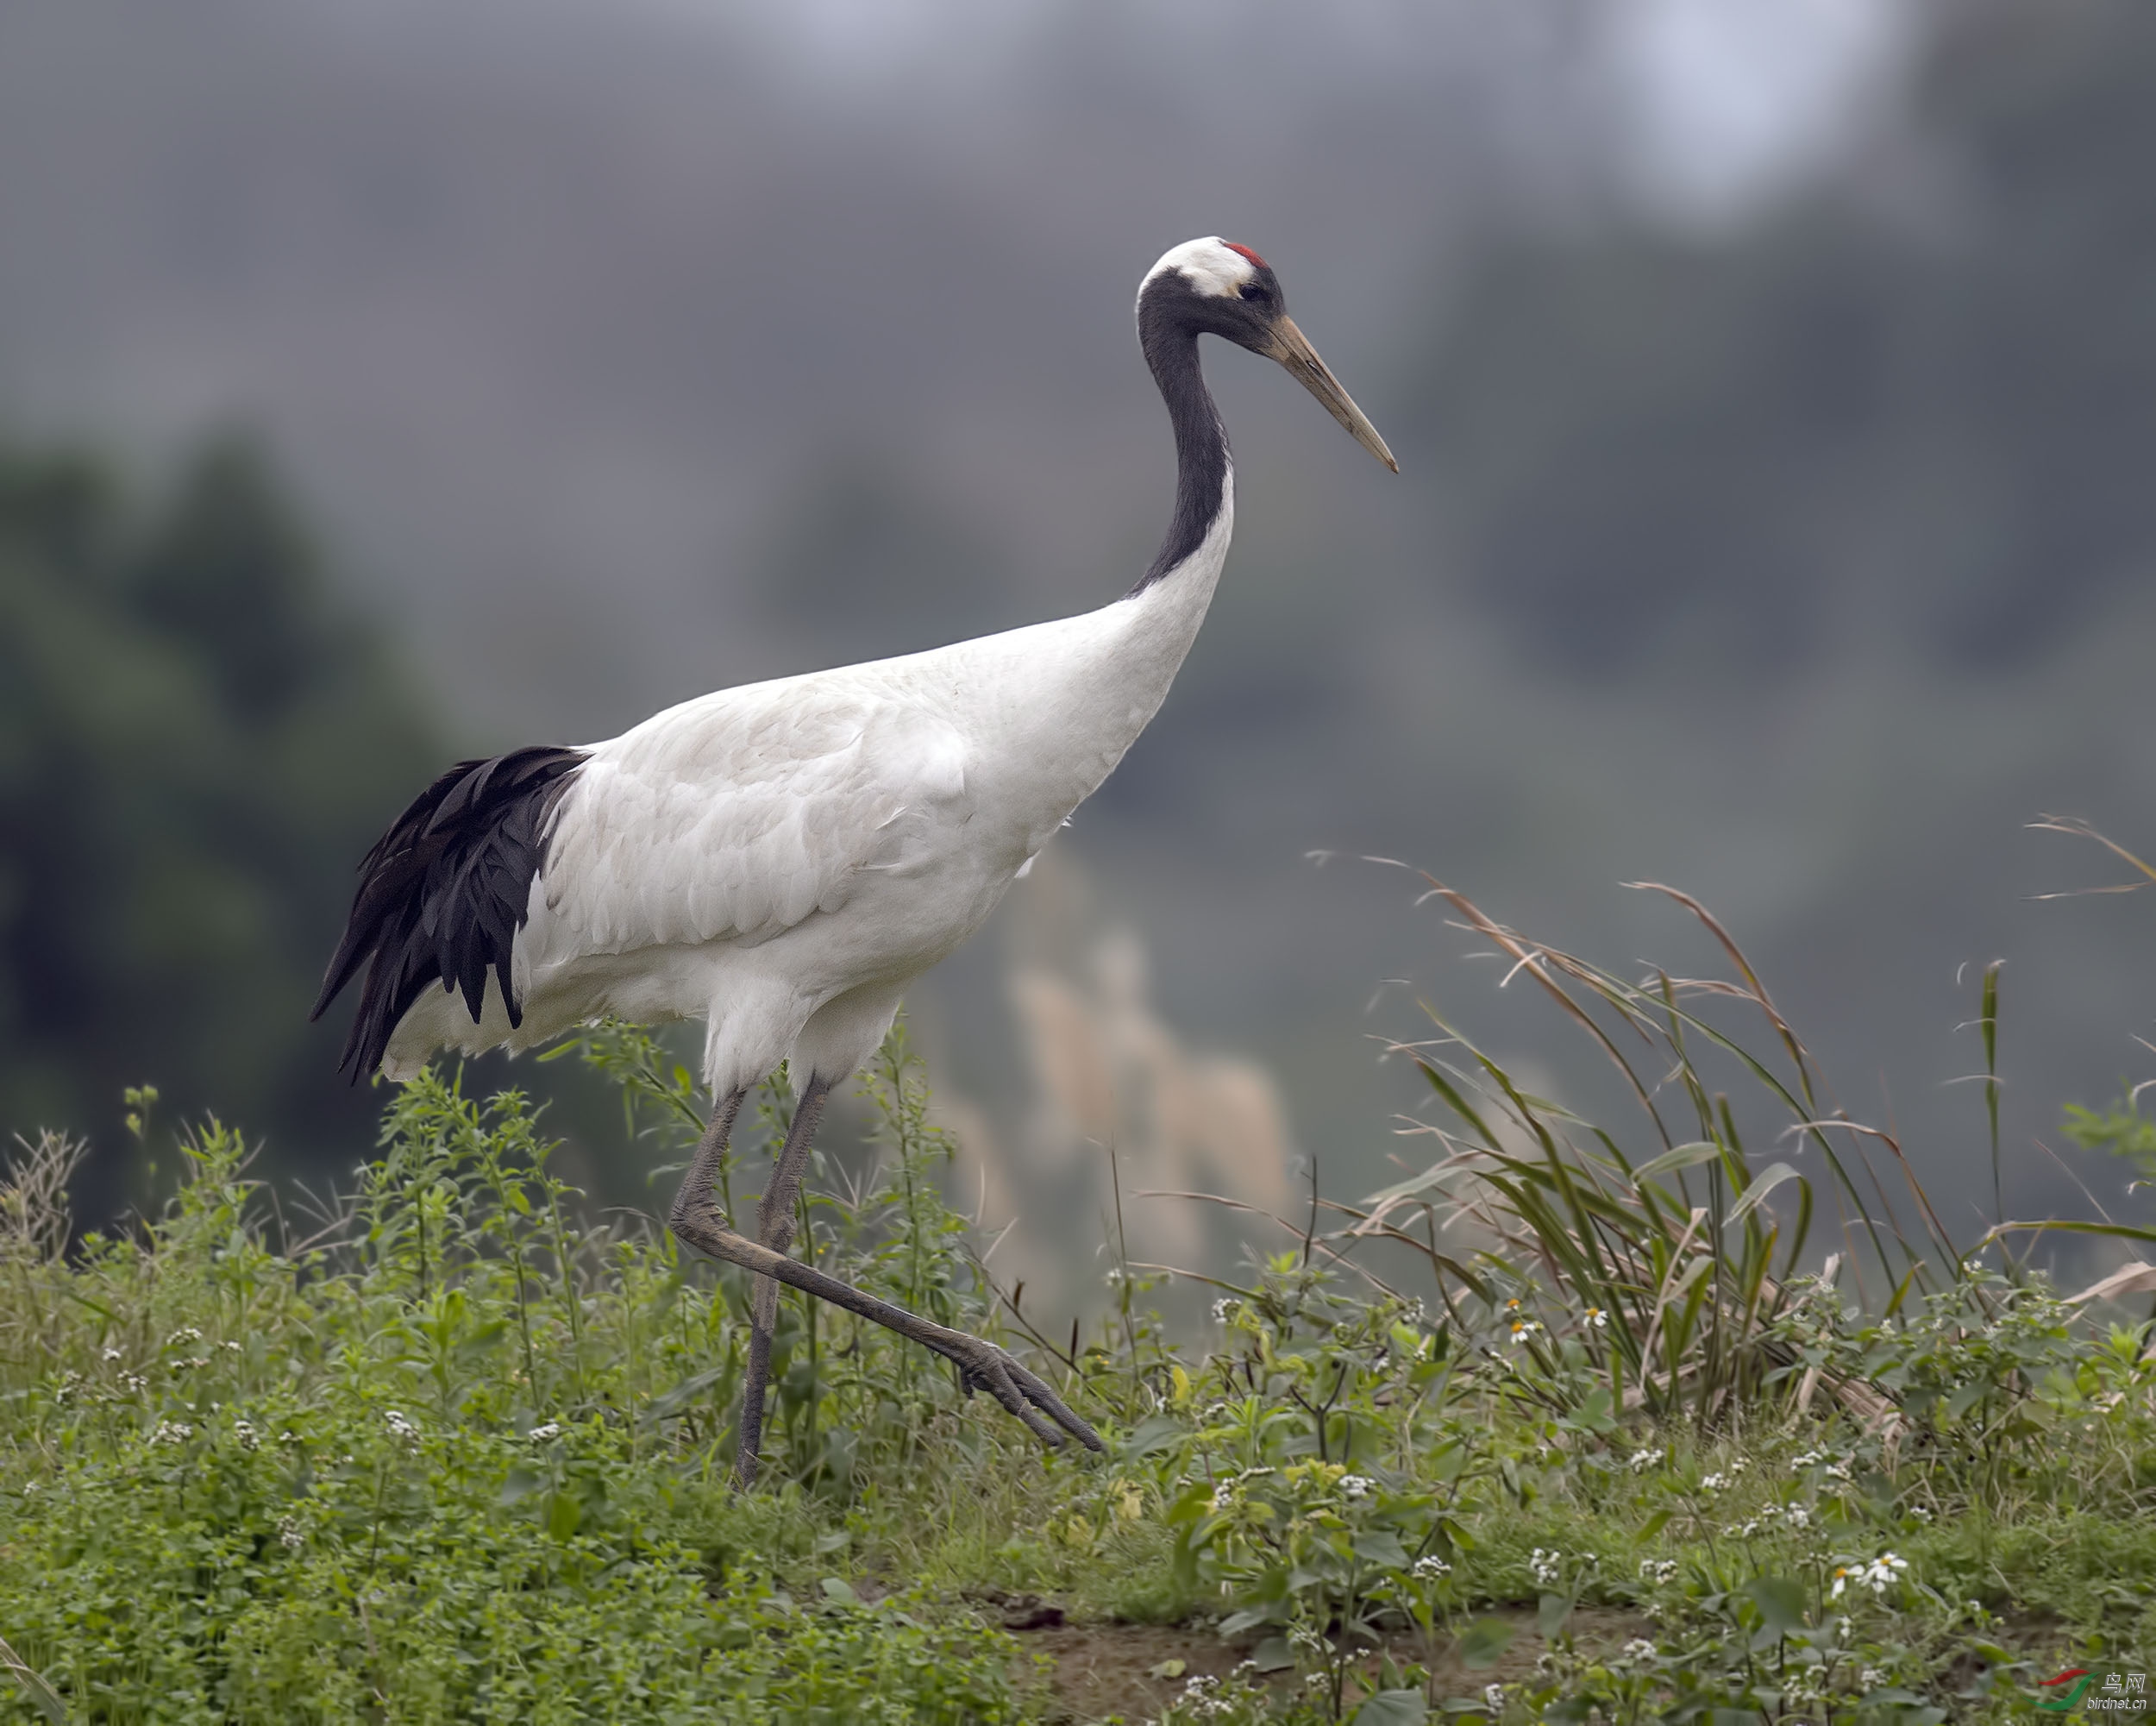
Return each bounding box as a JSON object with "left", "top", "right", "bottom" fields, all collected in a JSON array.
[
  {"left": 381, "top": 494, "right": 1232, "bottom": 1092},
  {"left": 320, "top": 236, "right": 1393, "bottom": 1479}
]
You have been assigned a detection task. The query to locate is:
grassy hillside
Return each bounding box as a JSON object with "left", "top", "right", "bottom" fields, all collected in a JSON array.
[{"left": 3, "top": 909, "right": 2153, "bottom": 1722}]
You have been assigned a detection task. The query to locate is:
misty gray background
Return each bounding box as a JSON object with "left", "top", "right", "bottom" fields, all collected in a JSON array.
[{"left": 2, "top": 0, "right": 2151, "bottom": 1270}]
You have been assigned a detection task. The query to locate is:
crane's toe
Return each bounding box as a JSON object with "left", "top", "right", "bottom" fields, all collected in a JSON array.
[{"left": 950, "top": 1334, "right": 1104, "bottom": 1455}]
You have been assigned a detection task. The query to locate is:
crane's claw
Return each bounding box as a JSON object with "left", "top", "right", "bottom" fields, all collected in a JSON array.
[{"left": 947, "top": 1334, "right": 1103, "bottom": 1455}]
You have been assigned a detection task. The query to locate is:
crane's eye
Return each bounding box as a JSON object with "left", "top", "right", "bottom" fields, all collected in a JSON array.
[{"left": 1238, "top": 282, "right": 1269, "bottom": 303}]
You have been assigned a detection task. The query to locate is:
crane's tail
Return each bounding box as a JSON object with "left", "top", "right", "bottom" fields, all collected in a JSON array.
[{"left": 311, "top": 745, "right": 586, "bottom": 1083}]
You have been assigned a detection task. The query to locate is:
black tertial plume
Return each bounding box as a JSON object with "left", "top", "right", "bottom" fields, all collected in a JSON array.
[{"left": 312, "top": 744, "right": 586, "bottom": 1082}]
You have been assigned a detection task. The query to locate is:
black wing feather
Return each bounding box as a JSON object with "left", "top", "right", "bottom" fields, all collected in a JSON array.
[{"left": 312, "top": 744, "right": 586, "bottom": 1082}]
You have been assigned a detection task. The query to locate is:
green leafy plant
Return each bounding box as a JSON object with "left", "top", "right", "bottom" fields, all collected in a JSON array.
[
  {"left": 3, "top": 879, "right": 2153, "bottom": 1723},
  {"left": 0, "top": 1039, "right": 1050, "bottom": 1723}
]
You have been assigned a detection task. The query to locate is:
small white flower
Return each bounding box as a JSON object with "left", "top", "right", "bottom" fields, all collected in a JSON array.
[
  {"left": 1792, "top": 1449, "right": 1825, "bottom": 1467},
  {"left": 1304, "top": 1672, "right": 1327, "bottom": 1690},
  {"left": 384, "top": 1409, "right": 420, "bottom": 1444},
  {"left": 1620, "top": 1637, "right": 1657, "bottom": 1662},
  {"left": 1507, "top": 1318, "right": 1544, "bottom": 1345},
  {"left": 1823, "top": 1460, "right": 1852, "bottom": 1482},
  {"left": 279, "top": 1430, "right": 300, "bottom": 1446},
  {"left": 1339, "top": 1473, "right": 1374, "bottom": 1500},
  {"left": 1730, "top": 1456, "right": 1749, "bottom": 1473},
  {"left": 1628, "top": 1447, "right": 1665, "bottom": 1474},
  {"left": 166, "top": 1327, "right": 203, "bottom": 1346},
  {"left": 231, "top": 1420, "right": 260, "bottom": 1452},
  {"left": 1105, "top": 1267, "right": 1125, "bottom": 1288},
  {"left": 1700, "top": 1472, "right": 1727, "bottom": 1492},
  {"left": 1583, "top": 1305, "right": 1608, "bottom": 1329},
  {"left": 1413, "top": 1555, "right": 1451, "bottom": 1581},
  {"left": 1830, "top": 1553, "right": 1904, "bottom": 1601},
  {"left": 278, "top": 1516, "right": 304, "bottom": 1551},
  {"left": 1484, "top": 1682, "right": 1506, "bottom": 1709},
  {"left": 102, "top": 1346, "right": 123, "bottom": 1363},
  {"left": 1638, "top": 1558, "right": 1678, "bottom": 1585},
  {"left": 527, "top": 1421, "right": 562, "bottom": 1442},
  {"left": 1530, "top": 1547, "right": 1562, "bottom": 1585},
  {"left": 152, "top": 1420, "right": 193, "bottom": 1446},
  {"left": 121, "top": 1372, "right": 147, "bottom": 1394},
  {"left": 1210, "top": 1296, "right": 1239, "bottom": 1322},
  {"left": 222, "top": 1340, "right": 241, "bottom": 1353},
  {"left": 1210, "top": 1480, "right": 1233, "bottom": 1511},
  {"left": 1860, "top": 1666, "right": 1887, "bottom": 1690}
]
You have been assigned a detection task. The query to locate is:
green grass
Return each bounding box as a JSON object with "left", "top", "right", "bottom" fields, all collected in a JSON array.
[{"left": 3, "top": 891, "right": 2153, "bottom": 1723}]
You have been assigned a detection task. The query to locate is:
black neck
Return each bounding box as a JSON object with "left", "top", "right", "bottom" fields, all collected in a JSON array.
[{"left": 1130, "top": 294, "right": 1230, "bottom": 595}]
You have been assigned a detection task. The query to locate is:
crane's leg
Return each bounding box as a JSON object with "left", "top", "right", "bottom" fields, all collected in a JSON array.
[
  {"left": 733, "top": 1074, "right": 835, "bottom": 1489},
  {"left": 666, "top": 1099, "right": 1100, "bottom": 1464}
]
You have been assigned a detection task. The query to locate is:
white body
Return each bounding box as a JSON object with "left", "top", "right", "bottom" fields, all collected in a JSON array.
[{"left": 384, "top": 481, "right": 1233, "bottom": 1093}]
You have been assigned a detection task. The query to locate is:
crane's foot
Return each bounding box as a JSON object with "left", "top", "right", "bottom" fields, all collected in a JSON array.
[
  {"left": 943, "top": 1330, "right": 1103, "bottom": 1455},
  {"left": 667, "top": 1200, "right": 1101, "bottom": 1459}
]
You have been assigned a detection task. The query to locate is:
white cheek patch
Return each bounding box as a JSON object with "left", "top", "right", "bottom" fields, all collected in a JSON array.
[{"left": 1141, "top": 236, "right": 1256, "bottom": 301}]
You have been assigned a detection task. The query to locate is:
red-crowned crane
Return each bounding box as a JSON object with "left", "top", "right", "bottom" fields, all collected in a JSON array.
[{"left": 314, "top": 236, "right": 1395, "bottom": 1484}]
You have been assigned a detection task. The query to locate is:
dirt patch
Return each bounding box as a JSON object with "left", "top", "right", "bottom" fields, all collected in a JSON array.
[
  {"left": 1018, "top": 1621, "right": 1265, "bottom": 1722},
  {"left": 1007, "top": 1605, "right": 1655, "bottom": 1723}
]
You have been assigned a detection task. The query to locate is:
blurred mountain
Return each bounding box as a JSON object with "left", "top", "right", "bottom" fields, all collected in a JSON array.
[
  {"left": 1404, "top": 0, "right": 2156, "bottom": 675},
  {"left": 0, "top": 0, "right": 1904, "bottom": 737},
  {"left": 0, "top": 0, "right": 2150, "bottom": 1254}
]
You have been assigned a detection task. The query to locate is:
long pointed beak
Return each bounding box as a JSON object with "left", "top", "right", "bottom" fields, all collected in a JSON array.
[{"left": 1265, "top": 317, "right": 1398, "bottom": 473}]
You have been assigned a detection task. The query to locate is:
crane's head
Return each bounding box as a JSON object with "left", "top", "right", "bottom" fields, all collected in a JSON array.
[{"left": 1139, "top": 237, "right": 1397, "bottom": 473}]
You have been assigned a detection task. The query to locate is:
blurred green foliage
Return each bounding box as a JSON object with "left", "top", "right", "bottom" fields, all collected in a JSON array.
[
  {"left": 2063, "top": 1095, "right": 2156, "bottom": 1189},
  {"left": 0, "top": 429, "right": 439, "bottom": 1209}
]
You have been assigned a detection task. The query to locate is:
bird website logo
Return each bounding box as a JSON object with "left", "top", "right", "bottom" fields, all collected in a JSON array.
[{"left": 2036, "top": 1668, "right": 2148, "bottom": 1712}]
